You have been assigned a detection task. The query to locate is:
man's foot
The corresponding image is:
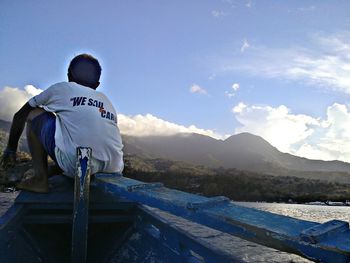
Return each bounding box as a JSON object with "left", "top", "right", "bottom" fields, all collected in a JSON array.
[
  {"left": 16, "top": 169, "right": 49, "bottom": 193},
  {"left": 22, "top": 168, "right": 35, "bottom": 180}
]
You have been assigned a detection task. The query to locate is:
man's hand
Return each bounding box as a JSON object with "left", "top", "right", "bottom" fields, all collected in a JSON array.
[{"left": 0, "top": 149, "right": 16, "bottom": 170}]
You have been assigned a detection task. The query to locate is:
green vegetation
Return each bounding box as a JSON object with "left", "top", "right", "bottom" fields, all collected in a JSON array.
[
  {"left": 0, "top": 130, "right": 28, "bottom": 156},
  {"left": 124, "top": 155, "right": 350, "bottom": 203},
  {"left": 1, "top": 125, "right": 350, "bottom": 202}
]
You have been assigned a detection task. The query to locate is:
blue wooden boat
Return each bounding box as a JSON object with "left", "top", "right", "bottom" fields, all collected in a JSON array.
[{"left": 0, "top": 148, "right": 349, "bottom": 262}]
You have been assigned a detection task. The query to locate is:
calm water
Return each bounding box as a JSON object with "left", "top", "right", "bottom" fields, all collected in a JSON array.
[{"left": 234, "top": 201, "right": 350, "bottom": 223}]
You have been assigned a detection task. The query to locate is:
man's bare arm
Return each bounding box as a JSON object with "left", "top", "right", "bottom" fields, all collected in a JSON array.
[
  {"left": 6, "top": 102, "right": 34, "bottom": 151},
  {"left": 1, "top": 102, "right": 34, "bottom": 169}
]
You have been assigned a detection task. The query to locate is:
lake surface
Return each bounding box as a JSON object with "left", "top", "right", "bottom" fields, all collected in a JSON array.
[{"left": 234, "top": 201, "right": 350, "bottom": 223}]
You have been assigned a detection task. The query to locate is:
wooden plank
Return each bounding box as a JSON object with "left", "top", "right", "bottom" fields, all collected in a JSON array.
[
  {"left": 94, "top": 174, "right": 350, "bottom": 263},
  {"left": 137, "top": 205, "right": 313, "bottom": 263},
  {"left": 71, "top": 147, "right": 92, "bottom": 263},
  {"left": 127, "top": 182, "right": 163, "bottom": 192},
  {"left": 300, "top": 220, "right": 350, "bottom": 244},
  {"left": 0, "top": 192, "right": 19, "bottom": 217},
  {"left": 186, "top": 196, "right": 230, "bottom": 211}
]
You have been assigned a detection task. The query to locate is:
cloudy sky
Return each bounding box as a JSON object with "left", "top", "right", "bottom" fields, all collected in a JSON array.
[{"left": 1, "top": 1, "right": 350, "bottom": 162}]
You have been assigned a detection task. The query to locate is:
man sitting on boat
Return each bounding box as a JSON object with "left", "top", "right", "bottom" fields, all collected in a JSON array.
[{"left": 1, "top": 54, "right": 124, "bottom": 192}]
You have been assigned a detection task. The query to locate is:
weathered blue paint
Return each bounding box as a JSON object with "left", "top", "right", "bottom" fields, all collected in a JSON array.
[
  {"left": 300, "top": 220, "right": 349, "bottom": 244},
  {"left": 186, "top": 196, "right": 230, "bottom": 211},
  {"left": 0, "top": 177, "right": 139, "bottom": 263},
  {"left": 127, "top": 182, "right": 163, "bottom": 192},
  {"left": 111, "top": 205, "right": 312, "bottom": 263},
  {"left": 0, "top": 204, "right": 25, "bottom": 228},
  {"left": 0, "top": 174, "right": 314, "bottom": 263},
  {"left": 94, "top": 173, "right": 350, "bottom": 262},
  {"left": 71, "top": 147, "right": 92, "bottom": 263},
  {"left": 0, "top": 171, "right": 348, "bottom": 262}
]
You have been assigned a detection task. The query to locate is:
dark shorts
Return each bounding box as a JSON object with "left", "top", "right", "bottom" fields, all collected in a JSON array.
[{"left": 31, "top": 112, "right": 57, "bottom": 163}]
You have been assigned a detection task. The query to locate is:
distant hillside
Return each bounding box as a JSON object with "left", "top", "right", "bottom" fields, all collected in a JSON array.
[
  {"left": 1, "top": 117, "right": 350, "bottom": 201},
  {"left": 124, "top": 155, "right": 350, "bottom": 202},
  {"left": 1, "top": 118, "right": 350, "bottom": 183},
  {"left": 122, "top": 133, "right": 350, "bottom": 173},
  {"left": 0, "top": 120, "right": 28, "bottom": 153},
  {"left": 122, "top": 133, "right": 350, "bottom": 184},
  {"left": 0, "top": 120, "right": 11, "bottom": 131}
]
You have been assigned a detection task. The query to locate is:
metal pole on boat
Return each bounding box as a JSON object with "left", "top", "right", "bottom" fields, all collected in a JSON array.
[{"left": 71, "top": 147, "right": 92, "bottom": 263}]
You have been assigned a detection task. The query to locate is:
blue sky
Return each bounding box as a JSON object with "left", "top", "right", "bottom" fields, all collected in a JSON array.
[{"left": 1, "top": 1, "right": 350, "bottom": 161}]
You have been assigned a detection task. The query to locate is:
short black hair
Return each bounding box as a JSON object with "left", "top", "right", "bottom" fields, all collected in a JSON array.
[{"left": 68, "top": 54, "right": 102, "bottom": 88}]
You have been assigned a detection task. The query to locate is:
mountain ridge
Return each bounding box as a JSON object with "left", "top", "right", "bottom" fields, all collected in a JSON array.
[
  {"left": 122, "top": 132, "right": 350, "bottom": 174},
  {"left": 1, "top": 119, "right": 350, "bottom": 181}
]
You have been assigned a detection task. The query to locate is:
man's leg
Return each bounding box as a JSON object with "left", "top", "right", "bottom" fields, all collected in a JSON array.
[
  {"left": 48, "top": 163, "right": 63, "bottom": 177},
  {"left": 17, "top": 108, "right": 49, "bottom": 193}
]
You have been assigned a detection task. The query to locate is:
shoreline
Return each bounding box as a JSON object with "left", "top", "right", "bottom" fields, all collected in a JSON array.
[{"left": 233, "top": 200, "right": 350, "bottom": 207}]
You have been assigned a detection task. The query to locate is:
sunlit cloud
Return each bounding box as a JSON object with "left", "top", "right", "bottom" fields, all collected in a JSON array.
[
  {"left": 232, "top": 101, "right": 350, "bottom": 162},
  {"left": 225, "top": 83, "right": 240, "bottom": 98},
  {"left": 217, "top": 33, "right": 350, "bottom": 94},
  {"left": 0, "top": 85, "right": 43, "bottom": 121},
  {"left": 232, "top": 83, "right": 240, "bottom": 91},
  {"left": 246, "top": 0, "right": 253, "bottom": 8},
  {"left": 0, "top": 84, "right": 226, "bottom": 140},
  {"left": 298, "top": 6, "right": 316, "bottom": 12},
  {"left": 232, "top": 102, "right": 247, "bottom": 113},
  {"left": 3, "top": 85, "right": 350, "bottom": 162},
  {"left": 211, "top": 10, "right": 226, "bottom": 18},
  {"left": 222, "top": 0, "right": 252, "bottom": 8},
  {"left": 208, "top": 73, "right": 216, "bottom": 80},
  {"left": 118, "top": 113, "right": 227, "bottom": 140},
  {"left": 232, "top": 102, "right": 319, "bottom": 153},
  {"left": 240, "top": 39, "right": 250, "bottom": 53},
  {"left": 190, "top": 84, "right": 208, "bottom": 95}
]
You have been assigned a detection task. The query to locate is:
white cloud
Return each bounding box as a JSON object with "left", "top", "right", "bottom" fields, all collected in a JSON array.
[
  {"left": 219, "top": 33, "right": 350, "bottom": 94},
  {"left": 298, "top": 6, "right": 316, "bottom": 12},
  {"left": 0, "top": 85, "right": 43, "bottom": 121},
  {"left": 240, "top": 39, "right": 250, "bottom": 53},
  {"left": 118, "top": 113, "right": 226, "bottom": 140},
  {"left": 208, "top": 73, "right": 216, "bottom": 80},
  {"left": 0, "top": 84, "right": 226, "bottom": 140},
  {"left": 232, "top": 102, "right": 246, "bottom": 113},
  {"left": 225, "top": 83, "right": 240, "bottom": 98},
  {"left": 4, "top": 85, "right": 350, "bottom": 163},
  {"left": 211, "top": 10, "right": 226, "bottom": 18},
  {"left": 295, "top": 143, "right": 335, "bottom": 161},
  {"left": 294, "top": 103, "right": 350, "bottom": 161},
  {"left": 246, "top": 0, "right": 252, "bottom": 8},
  {"left": 225, "top": 92, "right": 234, "bottom": 98},
  {"left": 232, "top": 102, "right": 350, "bottom": 162},
  {"left": 222, "top": 0, "right": 251, "bottom": 8},
  {"left": 222, "top": 0, "right": 236, "bottom": 8},
  {"left": 232, "top": 83, "right": 240, "bottom": 91},
  {"left": 313, "top": 103, "right": 350, "bottom": 161},
  {"left": 232, "top": 102, "right": 319, "bottom": 153},
  {"left": 190, "top": 84, "right": 207, "bottom": 95}
]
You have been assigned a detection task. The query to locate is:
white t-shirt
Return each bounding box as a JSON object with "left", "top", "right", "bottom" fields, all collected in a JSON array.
[{"left": 28, "top": 81, "right": 124, "bottom": 175}]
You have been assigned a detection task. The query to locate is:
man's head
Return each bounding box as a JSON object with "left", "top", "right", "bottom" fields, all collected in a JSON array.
[{"left": 67, "top": 54, "right": 102, "bottom": 89}]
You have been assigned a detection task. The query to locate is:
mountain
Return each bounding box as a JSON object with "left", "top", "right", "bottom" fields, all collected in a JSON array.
[
  {"left": 122, "top": 133, "right": 350, "bottom": 183},
  {"left": 223, "top": 133, "right": 350, "bottom": 173},
  {"left": 1, "top": 118, "right": 350, "bottom": 183},
  {"left": 0, "top": 119, "right": 11, "bottom": 131},
  {"left": 0, "top": 119, "right": 28, "bottom": 153}
]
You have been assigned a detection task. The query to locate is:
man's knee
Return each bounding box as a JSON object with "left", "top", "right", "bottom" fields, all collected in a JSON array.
[{"left": 27, "top": 108, "right": 46, "bottom": 122}]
